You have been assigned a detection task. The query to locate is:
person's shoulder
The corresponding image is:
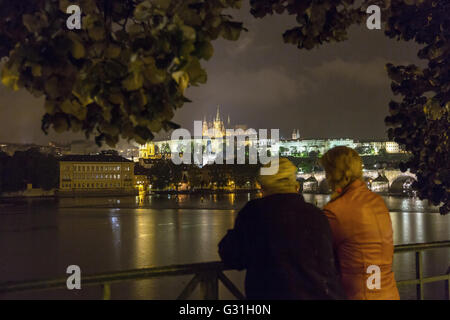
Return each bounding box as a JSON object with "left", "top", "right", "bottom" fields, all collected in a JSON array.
[
  {"left": 237, "top": 198, "right": 261, "bottom": 217},
  {"left": 323, "top": 195, "right": 343, "bottom": 212},
  {"left": 302, "top": 200, "right": 324, "bottom": 215},
  {"left": 259, "top": 193, "right": 310, "bottom": 208},
  {"left": 364, "top": 190, "right": 390, "bottom": 213}
]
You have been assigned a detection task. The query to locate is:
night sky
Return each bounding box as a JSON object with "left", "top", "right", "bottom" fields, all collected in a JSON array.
[{"left": 0, "top": 2, "right": 423, "bottom": 144}]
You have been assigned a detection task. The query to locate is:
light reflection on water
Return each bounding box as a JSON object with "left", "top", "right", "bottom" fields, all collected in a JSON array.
[{"left": 0, "top": 194, "right": 448, "bottom": 300}]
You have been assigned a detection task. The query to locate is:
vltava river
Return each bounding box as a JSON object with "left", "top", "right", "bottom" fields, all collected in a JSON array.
[{"left": 0, "top": 193, "right": 449, "bottom": 299}]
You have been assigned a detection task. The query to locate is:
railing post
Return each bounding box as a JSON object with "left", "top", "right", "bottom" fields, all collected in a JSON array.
[
  {"left": 199, "top": 271, "right": 218, "bottom": 300},
  {"left": 415, "top": 251, "right": 424, "bottom": 300},
  {"left": 445, "top": 266, "right": 450, "bottom": 300},
  {"left": 177, "top": 274, "right": 201, "bottom": 300},
  {"left": 102, "top": 283, "right": 111, "bottom": 300},
  {"left": 217, "top": 271, "right": 246, "bottom": 300}
]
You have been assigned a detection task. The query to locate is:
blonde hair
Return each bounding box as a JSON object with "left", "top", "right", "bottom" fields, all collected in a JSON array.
[
  {"left": 320, "top": 146, "right": 363, "bottom": 191},
  {"left": 257, "top": 157, "right": 299, "bottom": 195}
]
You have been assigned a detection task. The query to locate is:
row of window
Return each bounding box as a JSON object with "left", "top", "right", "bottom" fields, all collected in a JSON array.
[
  {"left": 61, "top": 182, "right": 134, "bottom": 189},
  {"left": 63, "top": 165, "right": 132, "bottom": 172},
  {"left": 61, "top": 174, "right": 132, "bottom": 180}
]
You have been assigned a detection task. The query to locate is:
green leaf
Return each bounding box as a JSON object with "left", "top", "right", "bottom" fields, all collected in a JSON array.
[
  {"left": 221, "top": 21, "right": 243, "bottom": 41},
  {"left": 106, "top": 45, "right": 121, "bottom": 59},
  {"left": 172, "top": 70, "right": 189, "bottom": 93},
  {"left": 53, "top": 114, "right": 69, "bottom": 133},
  {"left": 184, "top": 58, "right": 207, "bottom": 84},
  {"left": 88, "top": 26, "right": 106, "bottom": 41},
  {"left": 44, "top": 77, "right": 61, "bottom": 99},
  {"left": 181, "top": 25, "right": 197, "bottom": 42},
  {"left": 71, "top": 39, "right": 86, "bottom": 59},
  {"left": 1, "top": 65, "right": 20, "bottom": 91},
  {"left": 122, "top": 73, "right": 144, "bottom": 91},
  {"left": 134, "top": 0, "right": 153, "bottom": 21},
  {"left": 196, "top": 41, "right": 214, "bottom": 60}
]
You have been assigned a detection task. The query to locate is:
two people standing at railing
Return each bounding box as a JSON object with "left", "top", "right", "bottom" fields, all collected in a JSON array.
[
  {"left": 219, "top": 147, "right": 400, "bottom": 300},
  {"left": 218, "top": 157, "right": 345, "bottom": 299}
]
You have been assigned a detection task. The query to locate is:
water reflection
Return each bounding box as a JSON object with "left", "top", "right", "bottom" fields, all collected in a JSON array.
[
  {"left": 0, "top": 194, "right": 449, "bottom": 299},
  {"left": 402, "top": 211, "right": 410, "bottom": 244},
  {"left": 229, "top": 193, "right": 235, "bottom": 205},
  {"left": 136, "top": 191, "right": 146, "bottom": 206}
]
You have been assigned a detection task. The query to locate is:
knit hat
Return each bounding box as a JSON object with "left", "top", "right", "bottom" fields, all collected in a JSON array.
[{"left": 257, "top": 157, "right": 299, "bottom": 195}]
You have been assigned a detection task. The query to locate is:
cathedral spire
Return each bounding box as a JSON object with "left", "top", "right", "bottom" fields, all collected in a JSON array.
[{"left": 216, "top": 105, "right": 221, "bottom": 121}]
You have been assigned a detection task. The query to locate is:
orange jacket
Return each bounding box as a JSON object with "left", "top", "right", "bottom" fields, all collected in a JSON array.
[{"left": 323, "top": 179, "right": 400, "bottom": 300}]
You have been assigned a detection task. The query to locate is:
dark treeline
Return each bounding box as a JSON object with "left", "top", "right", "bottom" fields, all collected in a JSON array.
[
  {"left": 147, "top": 160, "right": 260, "bottom": 191},
  {"left": 0, "top": 149, "right": 59, "bottom": 193}
]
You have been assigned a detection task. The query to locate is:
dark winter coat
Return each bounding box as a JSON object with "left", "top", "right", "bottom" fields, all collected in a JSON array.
[{"left": 218, "top": 193, "right": 345, "bottom": 300}]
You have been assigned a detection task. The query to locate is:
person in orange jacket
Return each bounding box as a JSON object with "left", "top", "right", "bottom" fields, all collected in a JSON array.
[{"left": 320, "top": 146, "right": 400, "bottom": 300}]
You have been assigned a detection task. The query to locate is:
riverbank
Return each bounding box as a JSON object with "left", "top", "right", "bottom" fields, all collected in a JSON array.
[{"left": 0, "top": 188, "right": 55, "bottom": 198}]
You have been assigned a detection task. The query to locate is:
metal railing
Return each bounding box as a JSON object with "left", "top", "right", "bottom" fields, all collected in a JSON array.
[
  {"left": 394, "top": 240, "right": 450, "bottom": 300},
  {"left": 0, "top": 241, "right": 449, "bottom": 300}
]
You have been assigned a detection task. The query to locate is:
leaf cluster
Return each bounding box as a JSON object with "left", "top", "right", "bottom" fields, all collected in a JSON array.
[{"left": 0, "top": 0, "right": 246, "bottom": 146}]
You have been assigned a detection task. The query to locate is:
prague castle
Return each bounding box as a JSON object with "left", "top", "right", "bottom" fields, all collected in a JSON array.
[
  {"left": 138, "top": 106, "right": 403, "bottom": 161},
  {"left": 202, "top": 106, "right": 231, "bottom": 138}
]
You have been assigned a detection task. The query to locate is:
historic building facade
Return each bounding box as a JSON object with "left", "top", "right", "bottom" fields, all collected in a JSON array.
[{"left": 58, "top": 153, "right": 135, "bottom": 194}]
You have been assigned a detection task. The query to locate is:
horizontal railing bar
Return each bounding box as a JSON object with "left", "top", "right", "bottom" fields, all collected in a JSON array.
[
  {"left": 0, "top": 261, "right": 229, "bottom": 294},
  {"left": 396, "top": 274, "right": 450, "bottom": 286},
  {"left": 393, "top": 240, "right": 450, "bottom": 253},
  {"left": 1, "top": 241, "right": 449, "bottom": 295}
]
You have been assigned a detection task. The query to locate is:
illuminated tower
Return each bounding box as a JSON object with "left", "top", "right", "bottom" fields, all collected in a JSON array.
[
  {"left": 202, "top": 115, "right": 208, "bottom": 136},
  {"left": 213, "top": 105, "right": 225, "bottom": 137},
  {"left": 215, "top": 105, "right": 221, "bottom": 122}
]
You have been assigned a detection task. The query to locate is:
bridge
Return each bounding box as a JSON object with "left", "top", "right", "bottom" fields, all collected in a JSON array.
[{"left": 297, "top": 169, "right": 417, "bottom": 194}]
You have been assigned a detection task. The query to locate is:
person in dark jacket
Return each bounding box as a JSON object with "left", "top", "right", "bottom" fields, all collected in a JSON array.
[{"left": 218, "top": 158, "right": 345, "bottom": 300}]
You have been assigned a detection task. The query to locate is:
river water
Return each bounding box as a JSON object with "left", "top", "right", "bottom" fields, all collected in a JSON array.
[{"left": 0, "top": 193, "right": 449, "bottom": 300}]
